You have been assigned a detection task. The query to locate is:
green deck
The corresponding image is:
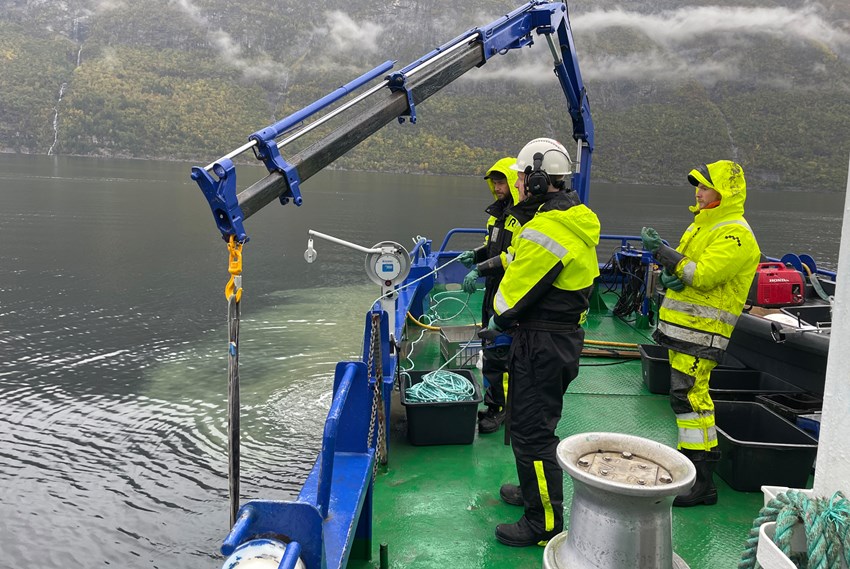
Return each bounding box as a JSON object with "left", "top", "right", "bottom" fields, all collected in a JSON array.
[{"left": 349, "top": 289, "right": 768, "bottom": 569}]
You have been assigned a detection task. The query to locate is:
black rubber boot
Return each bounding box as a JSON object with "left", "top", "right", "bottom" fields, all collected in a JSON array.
[
  {"left": 499, "top": 483, "right": 523, "bottom": 506},
  {"left": 478, "top": 409, "right": 505, "bottom": 434},
  {"left": 478, "top": 405, "right": 499, "bottom": 420},
  {"left": 674, "top": 449, "right": 720, "bottom": 507},
  {"left": 495, "top": 515, "right": 561, "bottom": 547}
]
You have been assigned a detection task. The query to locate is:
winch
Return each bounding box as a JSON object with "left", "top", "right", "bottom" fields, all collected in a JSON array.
[
  {"left": 304, "top": 229, "right": 412, "bottom": 343},
  {"left": 747, "top": 262, "right": 805, "bottom": 307}
]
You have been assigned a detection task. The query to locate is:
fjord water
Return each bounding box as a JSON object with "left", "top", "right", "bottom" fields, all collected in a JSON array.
[{"left": 0, "top": 154, "right": 843, "bottom": 567}]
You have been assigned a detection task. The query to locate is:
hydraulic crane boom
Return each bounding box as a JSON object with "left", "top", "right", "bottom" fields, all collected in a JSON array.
[
  {"left": 191, "top": 0, "right": 594, "bottom": 243},
  {"left": 201, "top": 3, "right": 595, "bottom": 568}
]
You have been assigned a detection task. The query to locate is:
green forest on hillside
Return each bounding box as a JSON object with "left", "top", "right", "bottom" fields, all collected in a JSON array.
[{"left": 1, "top": 0, "right": 849, "bottom": 190}]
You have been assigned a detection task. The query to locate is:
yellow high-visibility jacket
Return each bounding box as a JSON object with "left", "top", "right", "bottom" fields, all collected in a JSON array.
[
  {"left": 655, "top": 161, "right": 761, "bottom": 361},
  {"left": 493, "top": 191, "right": 600, "bottom": 328}
]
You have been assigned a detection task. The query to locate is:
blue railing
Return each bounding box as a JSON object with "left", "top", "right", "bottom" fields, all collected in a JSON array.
[
  {"left": 317, "top": 363, "right": 357, "bottom": 518},
  {"left": 437, "top": 228, "right": 487, "bottom": 252}
]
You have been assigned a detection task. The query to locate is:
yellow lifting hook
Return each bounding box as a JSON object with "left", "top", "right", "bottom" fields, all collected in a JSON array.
[{"left": 225, "top": 235, "right": 243, "bottom": 302}]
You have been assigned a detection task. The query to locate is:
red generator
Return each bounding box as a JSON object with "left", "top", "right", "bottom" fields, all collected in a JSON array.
[{"left": 748, "top": 262, "right": 805, "bottom": 307}]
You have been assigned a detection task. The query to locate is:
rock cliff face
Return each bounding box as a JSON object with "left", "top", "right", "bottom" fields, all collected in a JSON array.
[{"left": 2, "top": 0, "right": 849, "bottom": 190}]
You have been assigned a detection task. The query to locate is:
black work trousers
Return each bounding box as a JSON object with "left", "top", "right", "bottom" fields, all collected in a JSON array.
[
  {"left": 482, "top": 344, "right": 509, "bottom": 412},
  {"left": 508, "top": 326, "right": 583, "bottom": 534}
]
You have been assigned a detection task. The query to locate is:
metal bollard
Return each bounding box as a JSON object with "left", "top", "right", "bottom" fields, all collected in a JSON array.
[{"left": 544, "top": 432, "right": 695, "bottom": 569}]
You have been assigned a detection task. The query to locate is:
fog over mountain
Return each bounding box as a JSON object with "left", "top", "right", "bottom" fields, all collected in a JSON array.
[{"left": 1, "top": 0, "right": 849, "bottom": 189}]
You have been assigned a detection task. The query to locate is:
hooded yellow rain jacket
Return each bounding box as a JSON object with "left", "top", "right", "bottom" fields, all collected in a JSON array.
[
  {"left": 654, "top": 160, "right": 761, "bottom": 361},
  {"left": 484, "top": 157, "right": 522, "bottom": 235},
  {"left": 472, "top": 158, "right": 523, "bottom": 325},
  {"left": 474, "top": 157, "right": 522, "bottom": 267}
]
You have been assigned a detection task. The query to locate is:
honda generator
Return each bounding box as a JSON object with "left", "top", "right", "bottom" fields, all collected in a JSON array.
[{"left": 747, "top": 262, "right": 805, "bottom": 307}]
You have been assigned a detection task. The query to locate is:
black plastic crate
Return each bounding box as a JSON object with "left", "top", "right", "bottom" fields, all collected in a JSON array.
[
  {"left": 638, "top": 344, "right": 746, "bottom": 395},
  {"left": 755, "top": 393, "right": 823, "bottom": 423},
  {"left": 638, "top": 344, "right": 668, "bottom": 394},
  {"left": 709, "top": 369, "right": 804, "bottom": 402},
  {"left": 779, "top": 305, "right": 831, "bottom": 328},
  {"left": 400, "top": 369, "right": 482, "bottom": 446},
  {"left": 715, "top": 401, "right": 817, "bottom": 492}
]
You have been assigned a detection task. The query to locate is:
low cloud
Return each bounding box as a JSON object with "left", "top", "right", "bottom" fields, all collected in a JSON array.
[
  {"left": 465, "top": 4, "right": 849, "bottom": 86},
  {"left": 170, "top": 0, "right": 203, "bottom": 25},
  {"left": 575, "top": 5, "right": 850, "bottom": 51},
  {"left": 321, "top": 11, "right": 384, "bottom": 55},
  {"left": 93, "top": 0, "right": 126, "bottom": 11},
  {"left": 165, "top": 3, "right": 383, "bottom": 78},
  {"left": 583, "top": 53, "right": 739, "bottom": 85},
  {"left": 169, "top": 0, "right": 288, "bottom": 81}
]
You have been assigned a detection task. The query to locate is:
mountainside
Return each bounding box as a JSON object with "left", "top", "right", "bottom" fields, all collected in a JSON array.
[{"left": 2, "top": 0, "right": 850, "bottom": 190}]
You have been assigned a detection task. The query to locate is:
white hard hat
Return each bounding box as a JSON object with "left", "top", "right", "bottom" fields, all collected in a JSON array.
[{"left": 511, "top": 138, "right": 572, "bottom": 175}]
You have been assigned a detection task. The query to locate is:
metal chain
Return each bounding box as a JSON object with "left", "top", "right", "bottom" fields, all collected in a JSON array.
[
  {"left": 374, "top": 318, "right": 387, "bottom": 472},
  {"left": 365, "top": 313, "right": 388, "bottom": 479},
  {"left": 366, "top": 315, "right": 379, "bottom": 478}
]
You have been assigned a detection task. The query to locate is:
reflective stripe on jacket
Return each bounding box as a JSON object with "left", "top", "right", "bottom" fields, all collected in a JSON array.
[
  {"left": 494, "top": 191, "right": 600, "bottom": 327},
  {"left": 655, "top": 160, "right": 761, "bottom": 360}
]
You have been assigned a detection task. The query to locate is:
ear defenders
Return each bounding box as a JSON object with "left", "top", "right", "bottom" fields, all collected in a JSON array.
[
  {"left": 525, "top": 150, "right": 569, "bottom": 196},
  {"left": 525, "top": 152, "right": 550, "bottom": 196}
]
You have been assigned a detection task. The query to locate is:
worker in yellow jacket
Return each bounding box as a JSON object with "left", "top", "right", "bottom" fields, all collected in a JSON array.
[
  {"left": 641, "top": 160, "right": 761, "bottom": 507},
  {"left": 457, "top": 157, "right": 523, "bottom": 434},
  {"left": 485, "top": 138, "right": 601, "bottom": 546}
]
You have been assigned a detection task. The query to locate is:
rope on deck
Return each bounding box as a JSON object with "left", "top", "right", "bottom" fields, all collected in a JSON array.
[
  {"left": 738, "top": 489, "right": 850, "bottom": 569},
  {"left": 404, "top": 370, "right": 476, "bottom": 403}
]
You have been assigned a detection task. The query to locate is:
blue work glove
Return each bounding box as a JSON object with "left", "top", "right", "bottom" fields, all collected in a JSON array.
[
  {"left": 641, "top": 227, "right": 663, "bottom": 253},
  {"left": 462, "top": 268, "right": 480, "bottom": 294},
  {"left": 457, "top": 250, "right": 476, "bottom": 268},
  {"left": 660, "top": 269, "right": 685, "bottom": 292}
]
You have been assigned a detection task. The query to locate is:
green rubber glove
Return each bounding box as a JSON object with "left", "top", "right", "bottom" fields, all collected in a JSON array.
[
  {"left": 660, "top": 269, "right": 685, "bottom": 292},
  {"left": 462, "top": 268, "right": 480, "bottom": 293},
  {"left": 641, "top": 227, "right": 663, "bottom": 253},
  {"left": 478, "top": 316, "right": 503, "bottom": 340},
  {"left": 457, "top": 250, "right": 476, "bottom": 268}
]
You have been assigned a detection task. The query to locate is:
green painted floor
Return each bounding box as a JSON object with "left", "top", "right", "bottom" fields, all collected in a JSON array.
[{"left": 349, "top": 290, "right": 768, "bottom": 569}]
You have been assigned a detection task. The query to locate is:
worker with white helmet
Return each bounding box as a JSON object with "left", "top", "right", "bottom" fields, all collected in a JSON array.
[{"left": 484, "top": 137, "right": 601, "bottom": 547}]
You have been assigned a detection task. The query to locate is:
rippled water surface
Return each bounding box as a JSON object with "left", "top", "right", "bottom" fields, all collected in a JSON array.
[{"left": 1, "top": 154, "right": 844, "bottom": 567}]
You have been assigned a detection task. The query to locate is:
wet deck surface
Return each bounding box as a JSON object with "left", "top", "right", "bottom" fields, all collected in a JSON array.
[{"left": 349, "top": 289, "right": 770, "bottom": 569}]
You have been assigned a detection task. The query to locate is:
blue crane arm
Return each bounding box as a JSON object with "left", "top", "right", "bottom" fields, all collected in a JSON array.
[
  {"left": 477, "top": 0, "right": 594, "bottom": 201},
  {"left": 208, "top": 4, "right": 596, "bottom": 568},
  {"left": 191, "top": 0, "right": 595, "bottom": 242}
]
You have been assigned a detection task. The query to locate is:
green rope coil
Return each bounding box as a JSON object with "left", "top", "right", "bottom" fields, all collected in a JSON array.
[
  {"left": 739, "top": 490, "right": 850, "bottom": 569},
  {"left": 405, "top": 370, "right": 475, "bottom": 403}
]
